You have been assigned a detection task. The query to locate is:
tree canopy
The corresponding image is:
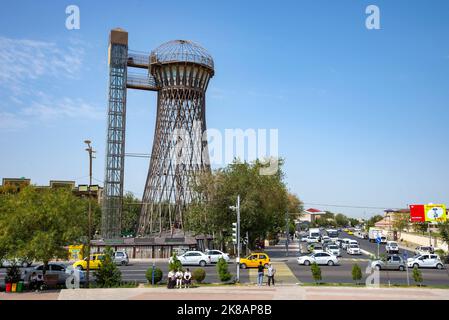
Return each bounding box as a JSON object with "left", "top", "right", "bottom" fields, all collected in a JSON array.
[{"left": 185, "top": 159, "right": 302, "bottom": 250}]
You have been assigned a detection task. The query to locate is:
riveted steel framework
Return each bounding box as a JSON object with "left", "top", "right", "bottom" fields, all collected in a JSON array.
[
  {"left": 102, "top": 38, "right": 128, "bottom": 239},
  {"left": 137, "top": 40, "right": 214, "bottom": 235}
]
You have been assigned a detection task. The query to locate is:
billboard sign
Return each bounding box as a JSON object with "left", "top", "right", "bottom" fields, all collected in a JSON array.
[{"left": 409, "top": 204, "right": 447, "bottom": 223}]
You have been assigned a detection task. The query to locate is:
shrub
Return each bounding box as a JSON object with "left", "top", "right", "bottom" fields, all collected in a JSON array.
[
  {"left": 145, "top": 267, "right": 163, "bottom": 284},
  {"left": 169, "top": 253, "right": 183, "bottom": 272},
  {"left": 352, "top": 264, "right": 362, "bottom": 284},
  {"left": 217, "top": 258, "right": 232, "bottom": 282},
  {"left": 5, "top": 264, "right": 22, "bottom": 283},
  {"left": 412, "top": 267, "right": 423, "bottom": 286},
  {"left": 310, "top": 262, "right": 322, "bottom": 284},
  {"left": 94, "top": 246, "right": 122, "bottom": 288},
  {"left": 193, "top": 268, "right": 206, "bottom": 283}
]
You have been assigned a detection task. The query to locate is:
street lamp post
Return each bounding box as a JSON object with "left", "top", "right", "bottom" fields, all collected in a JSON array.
[
  {"left": 230, "top": 195, "right": 241, "bottom": 283},
  {"left": 84, "top": 140, "right": 95, "bottom": 288}
]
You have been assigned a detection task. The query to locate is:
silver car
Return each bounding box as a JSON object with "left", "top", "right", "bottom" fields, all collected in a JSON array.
[
  {"left": 23, "top": 263, "right": 69, "bottom": 285},
  {"left": 204, "top": 249, "right": 230, "bottom": 263},
  {"left": 170, "top": 251, "right": 211, "bottom": 267},
  {"left": 371, "top": 255, "right": 406, "bottom": 271},
  {"left": 113, "top": 251, "right": 129, "bottom": 266}
]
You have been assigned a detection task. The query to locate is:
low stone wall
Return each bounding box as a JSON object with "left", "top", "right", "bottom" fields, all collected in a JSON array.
[{"left": 397, "top": 232, "right": 448, "bottom": 251}]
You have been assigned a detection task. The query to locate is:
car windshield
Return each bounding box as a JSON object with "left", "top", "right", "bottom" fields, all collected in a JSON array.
[
  {"left": 389, "top": 242, "right": 398, "bottom": 246},
  {"left": 329, "top": 246, "right": 338, "bottom": 249},
  {"left": 350, "top": 245, "right": 359, "bottom": 248}
]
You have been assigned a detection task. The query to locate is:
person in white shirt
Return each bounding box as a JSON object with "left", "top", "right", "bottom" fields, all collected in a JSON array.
[
  {"left": 267, "top": 263, "right": 276, "bottom": 286},
  {"left": 183, "top": 268, "right": 192, "bottom": 288},
  {"left": 167, "top": 270, "right": 175, "bottom": 289},
  {"left": 175, "top": 269, "right": 184, "bottom": 289}
]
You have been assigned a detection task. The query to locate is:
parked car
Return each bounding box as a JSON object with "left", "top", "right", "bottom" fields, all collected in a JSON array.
[
  {"left": 347, "top": 244, "right": 361, "bottom": 255},
  {"left": 414, "top": 246, "right": 434, "bottom": 255},
  {"left": 325, "top": 244, "right": 341, "bottom": 257},
  {"left": 386, "top": 241, "right": 399, "bottom": 254},
  {"left": 407, "top": 254, "right": 444, "bottom": 269},
  {"left": 170, "top": 251, "right": 211, "bottom": 267},
  {"left": 205, "top": 249, "right": 230, "bottom": 263},
  {"left": 297, "top": 252, "right": 339, "bottom": 266},
  {"left": 371, "top": 255, "right": 406, "bottom": 271},
  {"left": 73, "top": 253, "right": 105, "bottom": 270},
  {"left": 22, "top": 263, "right": 70, "bottom": 286},
  {"left": 113, "top": 251, "right": 129, "bottom": 266},
  {"left": 239, "top": 252, "right": 270, "bottom": 269}
]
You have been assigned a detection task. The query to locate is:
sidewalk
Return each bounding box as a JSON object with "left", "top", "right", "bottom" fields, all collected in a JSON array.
[{"left": 2, "top": 285, "right": 449, "bottom": 300}]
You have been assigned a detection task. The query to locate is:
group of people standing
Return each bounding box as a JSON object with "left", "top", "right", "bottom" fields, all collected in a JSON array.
[
  {"left": 167, "top": 268, "right": 192, "bottom": 289},
  {"left": 257, "top": 262, "right": 276, "bottom": 286}
]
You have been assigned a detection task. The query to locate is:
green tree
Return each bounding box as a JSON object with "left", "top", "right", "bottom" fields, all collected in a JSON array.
[
  {"left": 365, "top": 215, "right": 384, "bottom": 230},
  {"left": 412, "top": 266, "right": 423, "bottom": 286},
  {"left": 169, "top": 253, "right": 183, "bottom": 272},
  {"left": 392, "top": 213, "right": 410, "bottom": 237},
  {"left": 310, "top": 262, "right": 322, "bottom": 284},
  {"left": 0, "top": 186, "right": 88, "bottom": 274},
  {"left": 335, "top": 214, "right": 349, "bottom": 227},
  {"left": 186, "top": 159, "right": 296, "bottom": 250},
  {"left": 94, "top": 247, "right": 122, "bottom": 287},
  {"left": 121, "top": 192, "right": 141, "bottom": 236},
  {"left": 414, "top": 222, "right": 429, "bottom": 235},
  {"left": 352, "top": 264, "right": 362, "bottom": 285},
  {"left": 438, "top": 222, "right": 449, "bottom": 247},
  {"left": 217, "top": 257, "right": 232, "bottom": 282}
]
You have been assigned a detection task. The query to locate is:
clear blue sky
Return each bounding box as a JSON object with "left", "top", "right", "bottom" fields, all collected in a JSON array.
[{"left": 1, "top": 0, "right": 448, "bottom": 218}]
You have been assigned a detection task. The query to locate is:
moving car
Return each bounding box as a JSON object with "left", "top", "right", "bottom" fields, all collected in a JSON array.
[
  {"left": 347, "top": 230, "right": 354, "bottom": 235},
  {"left": 414, "top": 246, "right": 434, "bottom": 255},
  {"left": 297, "top": 252, "right": 339, "bottom": 266},
  {"left": 170, "top": 251, "right": 211, "bottom": 267},
  {"left": 23, "top": 263, "right": 70, "bottom": 285},
  {"left": 239, "top": 253, "right": 270, "bottom": 269},
  {"left": 347, "top": 244, "right": 361, "bottom": 255},
  {"left": 311, "top": 244, "right": 324, "bottom": 254},
  {"left": 407, "top": 254, "right": 444, "bottom": 269},
  {"left": 320, "top": 236, "right": 330, "bottom": 243},
  {"left": 73, "top": 253, "right": 105, "bottom": 270},
  {"left": 113, "top": 251, "right": 129, "bottom": 266},
  {"left": 341, "top": 238, "right": 352, "bottom": 250},
  {"left": 305, "top": 236, "right": 320, "bottom": 244},
  {"left": 386, "top": 241, "right": 399, "bottom": 254},
  {"left": 371, "top": 255, "right": 406, "bottom": 271},
  {"left": 325, "top": 244, "right": 341, "bottom": 257},
  {"left": 205, "top": 249, "right": 230, "bottom": 263}
]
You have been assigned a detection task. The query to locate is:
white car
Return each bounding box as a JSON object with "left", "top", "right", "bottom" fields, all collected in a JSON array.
[
  {"left": 297, "top": 252, "right": 339, "bottom": 266},
  {"left": 306, "top": 236, "right": 319, "bottom": 244},
  {"left": 386, "top": 241, "right": 399, "bottom": 254},
  {"left": 311, "top": 245, "right": 324, "bottom": 254},
  {"left": 170, "top": 251, "right": 211, "bottom": 267},
  {"left": 347, "top": 244, "right": 361, "bottom": 255},
  {"left": 205, "top": 249, "right": 230, "bottom": 263},
  {"left": 407, "top": 254, "right": 444, "bottom": 269},
  {"left": 341, "top": 238, "right": 352, "bottom": 250},
  {"left": 300, "top": 236, "right": 309, "bottom": 242},
  {"left": 326, "top": 244, "right": 341, "bottom": 257},
  {"left": 320, "top": 236, "right": 330, "bottom": 243}
]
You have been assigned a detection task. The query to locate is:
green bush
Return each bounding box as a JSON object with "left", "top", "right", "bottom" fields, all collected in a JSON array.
[
  {"left": 5, "top": 264, "right": 21, "bottom": 283},
  {"left": 169, "top": 253, "right": 183, "bottom": 272},
  {"left": 310, "top": 262, "right": 322, "bottom": 284},
  {"left": 193, "top": 268, "right": 206, "bottom": 283},
  {"left": 217, "top": 258, "right": 232, "bottom": 282},
  {"left": 145, "top": 267, "right": 163, "bottom": 284},
  {"left": 94, "top": 247, "right": 122, "bottom": 288},
  {"left": 352, "top": 264, "right": 362, "bottom": 284},
  {"left": 412, "top": 266, "right": 423, "bottom": 286}
]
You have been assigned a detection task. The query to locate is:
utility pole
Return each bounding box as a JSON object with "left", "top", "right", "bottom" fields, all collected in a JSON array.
[
  {"left": 230, "top": 195, "right": 241, "bottom": 283},
  {"left": 84, "top": 140, "right": 95, "bottom": 288}
]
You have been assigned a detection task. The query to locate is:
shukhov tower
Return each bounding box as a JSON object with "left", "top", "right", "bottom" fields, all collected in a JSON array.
[{"left": 137, "top": 40, "right": 214, "bottom": 235}]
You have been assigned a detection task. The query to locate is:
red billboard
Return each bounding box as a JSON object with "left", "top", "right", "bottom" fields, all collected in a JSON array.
[{"left": 409, "top": 204, "right": 425, "bottom": 222}]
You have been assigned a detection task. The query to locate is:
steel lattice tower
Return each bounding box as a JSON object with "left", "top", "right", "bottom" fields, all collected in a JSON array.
[
  {"left": 137, "top": 40, "right": 214, "bottom": 235},
  {"left": 102, "top": 29, "right": 128, "bottom": 239}
]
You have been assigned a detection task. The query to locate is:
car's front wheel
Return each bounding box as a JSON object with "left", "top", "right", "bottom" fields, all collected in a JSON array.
[
  {"left": 199, "top": 260, "right": 206, "bottom": 267},
  {"left": 327, "top": 260, "right": 334, "bottom": 266},
  {"left": 413, "top": 263, "right": 419, "bottom": 269},
  {"left": 240, "top": 263, "right": 247, "bottom": 269},
  {"left": 375, "top": 265, "right": 381, "bottom": 271},
  {"left": 399, "top": 266, "right": 405, "bottom": 271},
  {"left": 304, "top": 260, "right": 311, "bottom": 266}
]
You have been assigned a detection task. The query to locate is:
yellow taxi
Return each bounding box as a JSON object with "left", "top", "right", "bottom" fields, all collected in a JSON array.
[
  {"left": 347, "top": 230, "right": 354, "bottom": 235},
  {"left": 343, "top": 228, "right": 349, "bottom": 232},
  {"left": 239, "top": 252, "right": 270, "bottom": 269},
  {"left": 73, "top": 253, "right": 105, "bottom": 270}
]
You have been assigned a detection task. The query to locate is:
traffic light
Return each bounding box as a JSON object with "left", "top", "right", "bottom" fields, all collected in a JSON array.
[{"left": 232, "top": 222, "right": 237, "bottom": 244}]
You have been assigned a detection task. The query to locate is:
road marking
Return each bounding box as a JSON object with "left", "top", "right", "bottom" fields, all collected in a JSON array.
[{"left": 248, "top": 262, "right": 298, "bottom": 285}]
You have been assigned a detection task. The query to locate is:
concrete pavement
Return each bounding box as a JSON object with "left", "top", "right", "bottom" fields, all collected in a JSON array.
[{"left": 2, "top": 285, "right": 449, "bottom": 300}]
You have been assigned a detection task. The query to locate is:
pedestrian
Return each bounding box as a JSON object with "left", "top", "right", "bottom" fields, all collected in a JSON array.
[
  {"left": 167, "top": 269, "right": 176, "bottom": 289},
  {"left": 257, "top": 261, "right": 264, "bottom": 286},
  {"left": 183, "top": 268, "right": 192, "bottom": 288},
  {"left": 29, "top": 272, "right": 39, "bottom": 291},
  {"left": 267, "top": 263, "right": 276, "bottom": 286},
  {"left": 175, "top": 268, "right": 184, "bottom": 289}
]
